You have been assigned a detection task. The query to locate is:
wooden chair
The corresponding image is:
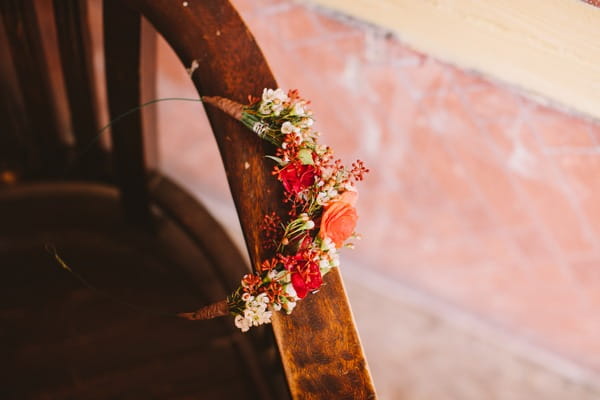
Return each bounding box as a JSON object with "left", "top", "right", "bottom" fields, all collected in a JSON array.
[{"left": 0, "top": 0, "right": 376, "bottom": 398}]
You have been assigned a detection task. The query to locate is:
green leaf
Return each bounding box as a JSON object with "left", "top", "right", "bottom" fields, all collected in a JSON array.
[
  {"left": 265, "top": 155, "right": 284, "bottom": 165},
  {"left": 297, "top": 148, "right": 314, "bottom": 165}
]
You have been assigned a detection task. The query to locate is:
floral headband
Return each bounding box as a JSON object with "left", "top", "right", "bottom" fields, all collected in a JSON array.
[{"left": 178, "top": 89, "right": 368, "bottom": 332}]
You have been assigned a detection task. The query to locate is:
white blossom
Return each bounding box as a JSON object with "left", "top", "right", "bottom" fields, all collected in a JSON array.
[
  {"left": 241, "top": 292, "right": 252, "bottom": 302},
  {"left": 234, "top": 292, "right": 274, "bottom": 332},
  {"left": 281, "top": 121, "right": 297, "bottom": 134},
  {"left": 292, "top": 102, "right": 306, "bottom": 116},
  {"left": 319, "top": 259, "right": 330, "bottom": 270},
  {"left": 258, "top": 102, "right": 272, "bottom": 115},
  {"left": 258, "top": 293, "right": 270, "bottom": 304},
  {"left": 284, "top": 283, "right": 299, "bottom": 301},
  {"left": 316, "top": 188, "right": 338, "bottom": 205},
  {"left": 272, "top": 102, "right": 284, "bottom": 116},
  {"left": 300, "top": 118, "right": 314, "bottom": 128},
  {"left": 262, "top": 88, "right": 288, "bottom": 103},
  {"left": 235, "top": 314, "right": 251, "bottom": 332}
]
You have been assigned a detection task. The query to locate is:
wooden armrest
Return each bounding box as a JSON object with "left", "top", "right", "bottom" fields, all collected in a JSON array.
[{"left": 125, "top": 0, "right": 376, "bottom": 398}]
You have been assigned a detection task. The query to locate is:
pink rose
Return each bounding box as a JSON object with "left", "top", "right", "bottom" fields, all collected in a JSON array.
[{"left": 319, "top": 191, "right": 358, "bottom": 248}]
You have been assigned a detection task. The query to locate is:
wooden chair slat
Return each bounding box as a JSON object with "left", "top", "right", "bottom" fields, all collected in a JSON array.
[
  {"left": 140, "top": 19, "right": 159, "bottom": 170},
  {"left": 0, "top": 0, "right": 66, "bottom": 178},
  {"left": 148, "top": 174, "right": 248, "bottom": 295},
  {"left": 0, "top": 15, "right": 27, "bottom": 179},
  {"left": 125, "top": 1, "right": 377, "bottom": 398},
  {"left": 53, "top": 0, "right": 108, "bottom": 180},
  {"left": 102, "top": 0, "right": 150, "bottom": 226}
]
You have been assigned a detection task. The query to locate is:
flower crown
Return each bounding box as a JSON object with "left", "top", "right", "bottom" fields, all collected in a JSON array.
[{"left": 178, "top": 89, "right": 368, "bottom": 332}]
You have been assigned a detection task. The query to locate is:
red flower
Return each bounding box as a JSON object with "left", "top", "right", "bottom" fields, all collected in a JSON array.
[
  {"left": 290, "top": 261, "right": 322, "bottom": 299},
  {"left": 283, "top": 252, "right": 323, "bottom": 299},
  {"left": 278, "top": 162, "right": 317, "bottom": 195}
]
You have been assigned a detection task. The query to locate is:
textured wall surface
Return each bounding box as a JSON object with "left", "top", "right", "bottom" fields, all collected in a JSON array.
[{"left": 155, "top": 0, "right": 600, "bottom": 398}]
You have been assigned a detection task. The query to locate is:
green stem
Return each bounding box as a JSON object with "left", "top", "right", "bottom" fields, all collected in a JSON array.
[{"left": 76, "top": 97, "right": 202, "bottom": 160}]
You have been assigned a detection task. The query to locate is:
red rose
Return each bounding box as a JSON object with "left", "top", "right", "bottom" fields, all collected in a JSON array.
[
  {"left": 319, "top": 191, "right": 358, "bottom": 248},
  {"left": 278, "top": 162, "right": 317, "bottom": 195}
]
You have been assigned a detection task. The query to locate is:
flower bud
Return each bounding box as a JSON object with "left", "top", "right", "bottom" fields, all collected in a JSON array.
[{"left": 303, "top": 220, "right": 315, "bottom": 230}]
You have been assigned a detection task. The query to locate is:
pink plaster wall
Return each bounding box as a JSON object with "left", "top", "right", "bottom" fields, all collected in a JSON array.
[{"left": 157, "top": 0, "right": 600, "bottom": 376}]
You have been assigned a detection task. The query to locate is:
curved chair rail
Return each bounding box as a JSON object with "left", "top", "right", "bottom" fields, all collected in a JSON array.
[{"left": 123, "top": 0, "right": 376, "bottom": 398}]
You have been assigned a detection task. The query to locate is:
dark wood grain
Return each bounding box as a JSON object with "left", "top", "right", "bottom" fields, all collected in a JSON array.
[
  {"left": 0, "top": 180, "right": 285, "bottom": 400},
  {"left": 0, "top": 0, "right": 66, "bottom": 178},
  {"left": 0, "top": 14, "right": 27, "bottom": 180},
  {"left": 103, "top": 0, "right": 150, "bottom": 226},
  {"left": 53, "top": 0, "right": 108, "bottom": 180},
  {"left": 124, "top": 1, "right": 377, "bottom": 398}
]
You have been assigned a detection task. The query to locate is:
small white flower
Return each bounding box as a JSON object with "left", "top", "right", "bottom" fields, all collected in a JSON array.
[
  {"left": 261, "top": 88, "right": 275, "bottom": 102},
  {"left": 272, "top": 103, "right": 284, "bottom": 116},
  {"left": 257, "top": 310, "right": 272, "bottom": 325},
  {"left": 301, "top": 118, "right": 314, "bottom": 128},
  {"left": 303, "top": 220, "right": 315, "bottom": 230},
  {"left": 272, "top": 302, "right": 282, "bottom": 311},
  {"left": 266, "top": 88, "right": 288, "bottom": 102},
  {"left": 319, "top": 259, "right": 330, "bottom": 270},
  {"left": 344, "top": 183, "right": 357, "bottom": 192},
  {"left": 316, "top": 188, "right": 338, "bottom": 206},
  {"left": 235, "top": 314, "right": 251, "bottom": 332},
  {"left": 256, "top": 293, "right": 270, "bottom": 304},
  {"left": 324, "top": 237, "right": 336, "bottom": 251},
  {"left": 258, "top": 102, "right": 272, "bottom": 115},
  {"left": 241, "top": 292, "right": 252, "bottom": 302},
  {"left": 292, "top": 102, "right": 305, "bottom": 116},
  {"left": 276, "top": 89, "right": 289, "bottom": 102},
  {"left": 284, "top": 283, "right": 299, "bottom": 300},
  {"left": 281, "top": 121, "right": 295, "bottom": 134},
  {"left": 316, "top": 192, "right": 328, "bottom": 205}
]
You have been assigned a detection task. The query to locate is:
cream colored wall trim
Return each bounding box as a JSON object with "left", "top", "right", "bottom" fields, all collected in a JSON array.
[{"left": 307, "top": 0, "right": 600, "bottom": 120}]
